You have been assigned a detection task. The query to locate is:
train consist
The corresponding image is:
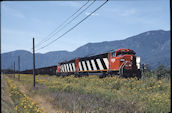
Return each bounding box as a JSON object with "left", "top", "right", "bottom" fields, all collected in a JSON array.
[
  {"left": 20, "top": 48, "right": 141, "bottom": 78},
  {"left": 57, "top": 48, "right": 141, "bottom": 78},
  {"left": 21, "top": 66, "right": 57, "bottom": 75}
]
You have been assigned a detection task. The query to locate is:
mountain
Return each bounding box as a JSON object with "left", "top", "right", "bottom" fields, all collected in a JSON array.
[{"left": 1, "top": 30, "right": 170, "bottom": 71}]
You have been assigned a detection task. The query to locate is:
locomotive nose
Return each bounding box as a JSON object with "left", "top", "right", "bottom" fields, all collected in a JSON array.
[
  {"left": 122, "top": 55, "right": 133, "bottom": 62},
  {"left": 122, "top": 55, "right": 135, "bottom": 69}
]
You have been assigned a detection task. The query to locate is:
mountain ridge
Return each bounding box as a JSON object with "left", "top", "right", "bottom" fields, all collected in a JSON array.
[{"left": 2, "top": 30, "right": 170, "bottom": 71}]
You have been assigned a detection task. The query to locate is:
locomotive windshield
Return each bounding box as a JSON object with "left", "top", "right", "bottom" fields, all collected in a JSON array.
[{"left": 116, "top": 51, "right": 135, "bottom": 57}]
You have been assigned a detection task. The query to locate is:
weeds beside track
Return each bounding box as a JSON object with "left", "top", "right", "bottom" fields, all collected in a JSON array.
[
  {"left": 5, "top": 76, "right": 45, "bottom": 113},
  {"left": 3, "top": 74, "right": 171, "bottom": 113}
]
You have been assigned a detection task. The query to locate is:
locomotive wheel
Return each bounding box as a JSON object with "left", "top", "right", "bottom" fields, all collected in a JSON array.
[
  {"left": 120, "top": 68, "right": 132, "bottom": 78},
  {"left": 99, "top": 74, "right": 105, "bottom": 78},
  {"left": 74, "top": 72, "right": 81, "bottom": 77},
  {"left": 74, "top": 73, "right": 79, "bottom": 77},
  {"left": 135, "top": 70, "right": 142, "bottom": 79},
  {"left": 119, "top": 67, "right": 126, "bottom": 78}
]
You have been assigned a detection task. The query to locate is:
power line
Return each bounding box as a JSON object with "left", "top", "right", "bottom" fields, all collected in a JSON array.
[
  {"left": 35, "top": 0, "right": 90, "bottom": 47},
  {"left": 36, "top": 0, "right": 107, "bottom": 51},
  {"left": 36, "top": 0, "right": 108, "bottom": 52},
  {"left": 36, "top": 0, "right": 96, "bottom": 48}
]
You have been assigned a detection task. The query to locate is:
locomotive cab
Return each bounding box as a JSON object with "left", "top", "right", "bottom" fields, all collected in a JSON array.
[{"left": 109, "top": 49, "right": 141, "bottom": 78}]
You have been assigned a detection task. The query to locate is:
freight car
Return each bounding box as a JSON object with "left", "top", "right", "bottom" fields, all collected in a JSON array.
[
  {"left": 36, "top": 66, "right": 56, "bottom": 75},
  {"left": 56, "top": 48, "right": 141, "bottom": 78},
  {"left": 21, "top": 65, "right": 57, "bottom": 75}
]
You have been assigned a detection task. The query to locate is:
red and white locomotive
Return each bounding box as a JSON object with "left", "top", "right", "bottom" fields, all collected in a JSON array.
[{"left": 56, "top": 48, "right": 141, "bottom": 78}]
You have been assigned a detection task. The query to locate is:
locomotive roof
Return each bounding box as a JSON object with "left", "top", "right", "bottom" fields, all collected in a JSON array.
[
  {"left": 59, "top": 52, "right": 108, "bottom": 64},
  {"left": 115, "top": 48, "right": 135, "bottom": 52},
  {"left": 58, "top": 48, "right": 135, "bottom": 64}
]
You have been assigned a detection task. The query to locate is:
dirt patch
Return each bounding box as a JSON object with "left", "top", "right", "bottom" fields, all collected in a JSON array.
[
  {"left": 13, "top": 79, "right": 58, "bottom": 113},
  {"left": 32, "top": 95, "right": 57, "bottom": 113}
]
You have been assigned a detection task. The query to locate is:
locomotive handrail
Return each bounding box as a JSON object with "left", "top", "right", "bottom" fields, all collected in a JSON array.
[
  {"left": 119, "top": 61, "right": 126, "bottom": 75},
  {"left": 119, "top": 61, "right": 132, "bottom": 75}
]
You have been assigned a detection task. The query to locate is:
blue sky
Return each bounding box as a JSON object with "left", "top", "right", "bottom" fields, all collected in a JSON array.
[{"left": 1, "top": 0, "right": 170, "bottom": 53}]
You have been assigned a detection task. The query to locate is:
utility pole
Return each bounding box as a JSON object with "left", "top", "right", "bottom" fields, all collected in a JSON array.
[
  {"left": 0, "top": 4, "right": 1, "bottom": 79},
  {"left": 11, "top": 64, "right": 13, "bottom": 75},
  {"left": 18, "top": 56, "right": 20, "bottom": 80},
  {"left": 33, "top": 38, "right": 36, "bottom": 87},
  {"left": 14, "top": 62, "right": 15, "bottom": 78}
]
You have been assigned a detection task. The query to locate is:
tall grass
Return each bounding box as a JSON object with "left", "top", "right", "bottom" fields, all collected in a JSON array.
[
  {"left": 5, "top": 76, "right": 45, "bottom": 113},
  {"left": 5, "top": 74, "right": 171, "bottom": 113}
]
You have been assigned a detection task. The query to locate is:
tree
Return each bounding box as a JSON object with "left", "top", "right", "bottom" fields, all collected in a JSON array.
[
  {"left": 154, "top": 65, "right": 168, "bottom": 79},
  {"left": 141, "top": 63, "right": 152, "bottom": 78},
  {"left": 167, "top": 67, "right": 171, "bottom": 77},
  {"left": 142, "top": 63, "right": 151, "bottom": 72}
]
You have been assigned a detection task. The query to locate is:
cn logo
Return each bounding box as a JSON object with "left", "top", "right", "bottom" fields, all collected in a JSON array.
[{"left": 111, "top": 58, "right": 115, "bottom": 63}]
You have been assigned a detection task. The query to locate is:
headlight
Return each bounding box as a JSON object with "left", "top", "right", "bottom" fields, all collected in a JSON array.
[{"left": 120, "top": 59, "right": 125, "bottom": 62}]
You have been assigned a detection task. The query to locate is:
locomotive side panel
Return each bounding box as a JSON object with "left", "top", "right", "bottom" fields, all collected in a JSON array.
[
  {"left": 59, "top": 59, "right": 76, "bottom": 74},
  {"left": 78, "top": 53, "right": 109, "bottom": 72}
]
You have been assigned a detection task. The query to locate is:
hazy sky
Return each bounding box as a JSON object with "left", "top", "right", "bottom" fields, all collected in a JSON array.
[{"left": 1, "top": 0, "right": 170, "bottom": 53}]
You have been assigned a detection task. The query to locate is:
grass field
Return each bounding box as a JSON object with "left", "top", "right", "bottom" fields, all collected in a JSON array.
[{"left": 2, "top": 74, "right": 171, "bottom": 113}]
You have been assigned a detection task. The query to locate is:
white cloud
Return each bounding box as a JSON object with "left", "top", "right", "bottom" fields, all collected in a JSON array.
[
  {"left": 30, "top": 17, "right": 42, "bottom": 24},
  {"left": 1, "top": 28, "right": 47, "bottom": 53},
  {"left": 120, "top": 9, "right": 136, "bottom": 16},
  {"left": 85, "top": 12, "right": 99, "bottom": 16},
  {"left": 1, "top": 28, "right": 45, "bottom": 45},
  {"left": 106, "top": 8, "right": 136, "bottom": 17},
  {"left": 49, "top": 1, "right": 83, "bottom": 8},
  {"left": 63, "top": 1, "right": 82, "bottom": 7},
  {"left": 12, "top": 11, "right": 25, "bottom": 19},
  {"left": 2, "top": 3, "right": 25, "bottom": 19}
]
